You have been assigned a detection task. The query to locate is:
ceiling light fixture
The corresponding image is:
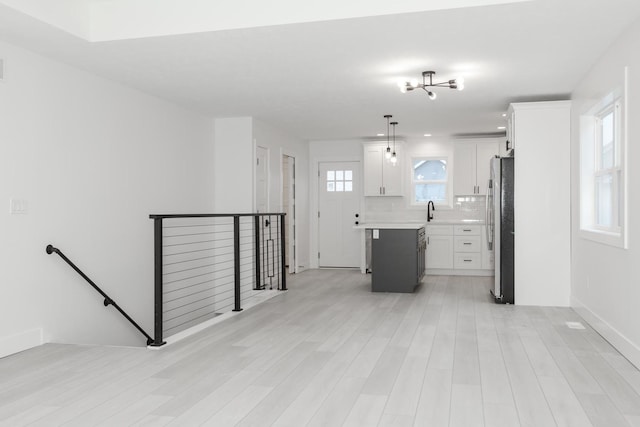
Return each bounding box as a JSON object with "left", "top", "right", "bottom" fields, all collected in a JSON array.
[
  {"left": 390, "top": 121, "right": 398, "bottom": 165},
  {"left": 384, "top": 114, "right": 393, "bottom": 160},
  {"left": 399, "top": 70, "right": 464, "bottom": 99}
]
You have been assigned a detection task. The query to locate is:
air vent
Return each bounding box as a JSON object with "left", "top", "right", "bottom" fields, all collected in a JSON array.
[{"left": 566, "top": 321, "right": 585, "bottom": 330}]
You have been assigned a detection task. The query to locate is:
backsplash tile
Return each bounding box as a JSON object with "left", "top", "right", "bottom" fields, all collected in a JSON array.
[{"left": 364, "top": 196, "right": 486, "bottom": 223}]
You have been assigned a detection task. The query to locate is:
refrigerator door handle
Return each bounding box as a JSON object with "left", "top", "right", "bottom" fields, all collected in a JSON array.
[{"left": 485, "top": 178, "right": 493, "bottom": 250}]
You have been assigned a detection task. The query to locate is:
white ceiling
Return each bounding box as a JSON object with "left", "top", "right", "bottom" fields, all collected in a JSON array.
[{"left": 1, "top": 0, "right": 639, "bottom": 141}]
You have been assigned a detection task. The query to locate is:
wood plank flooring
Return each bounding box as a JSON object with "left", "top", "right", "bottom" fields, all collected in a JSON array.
[{"left": 2, "top": 269, "right": 640, "bottom": 426}]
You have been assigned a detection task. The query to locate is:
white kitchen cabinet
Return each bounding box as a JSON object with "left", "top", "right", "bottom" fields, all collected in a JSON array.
[
  {"left": 453, "top": 141, "right": 499, "bottom": 195},
  {"left": 363, "top": 143, "right": 403, "bottom": 196},
  {"left": 426, "top": 225, "right": 453, "bottom": 269},
  {"left": 426, "top": 223, "right": 492, "bottom": 274},
  {"left": 453, "top": 225, "right": 482, "bottom": 269}
]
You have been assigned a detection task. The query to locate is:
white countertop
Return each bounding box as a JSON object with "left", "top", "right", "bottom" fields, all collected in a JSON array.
[
  {"left": 425, "top": 219, "right": 485, "bottom": 225},
  {"left": 355, "top": 219, "right": 484, "bottom": 229},
  {"left": 355, "top": 222, "right": 426, "bottom": 230}
]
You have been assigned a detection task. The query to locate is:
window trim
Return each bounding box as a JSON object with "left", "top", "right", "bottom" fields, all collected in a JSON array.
[
  {"left": 410, "top": 156, "right": 450, "bottom": 206},
  {"left": 579, "top": 69, "right": 628, "bottom": 249}
]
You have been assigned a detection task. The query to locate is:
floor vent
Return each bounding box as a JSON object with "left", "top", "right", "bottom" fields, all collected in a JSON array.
[{"left": 566, "top": 321, "right": 585, "bottom": 330}]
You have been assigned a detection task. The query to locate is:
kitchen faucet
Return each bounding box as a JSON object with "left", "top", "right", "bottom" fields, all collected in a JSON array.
[{"left": 427, "top": 200, "right": 435, "bottom": 222}]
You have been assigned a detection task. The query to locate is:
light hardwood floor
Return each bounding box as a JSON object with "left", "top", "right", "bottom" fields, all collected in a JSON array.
[{"left": 2, "top": 270, "right": 640, "bottom": 426}]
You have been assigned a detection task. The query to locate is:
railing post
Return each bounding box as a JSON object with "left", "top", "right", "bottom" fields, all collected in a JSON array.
[
  {"left": 233, "top": 215, "right": 243, "bottom": 312},
  {"left": 152, "top": 217, "right": 166, "bottom": 346},
  {"left": 280, "top": 213, "right": 287, "bottom": 291},
  {"left": 254, "top": 215, "right": 261, "bottom": 290}
]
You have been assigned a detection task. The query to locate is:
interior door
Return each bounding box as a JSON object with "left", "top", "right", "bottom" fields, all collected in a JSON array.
[{"left": 318, "top": 161, "right": 361, "bottom": 267}]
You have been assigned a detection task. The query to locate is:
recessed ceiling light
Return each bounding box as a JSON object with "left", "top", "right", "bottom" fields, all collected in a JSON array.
[
  {"left": 424, "top": 133, "right": 432, "bottom": 137},
  {"left": 377, "top": 133, "right": 385, "bottom": 136},
  {"left": 501, "top": 113, "right": 507, "bottom": 117},
  {"left": 497, "top": 126, "right": 506, "bottom": 130}
]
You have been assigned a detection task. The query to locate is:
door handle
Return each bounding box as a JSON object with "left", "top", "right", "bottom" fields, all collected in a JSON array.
[
  {"left": 355, "top": 221, "right": 359, "bottom": 225},
  {"left": 355, "top": 213, "right": 359, "bottom": 218}
]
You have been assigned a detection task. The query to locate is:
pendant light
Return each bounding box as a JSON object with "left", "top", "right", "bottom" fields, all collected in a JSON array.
[
  {"left": 390, "top": 121, "right": 398, "bottom": 165},
  {"left": 384, "top": 114, "right": 392, "bottom": 160}
]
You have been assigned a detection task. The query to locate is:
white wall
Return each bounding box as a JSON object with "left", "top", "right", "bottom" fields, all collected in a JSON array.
[
  {"left": 212, "top": 117, "right": 254, "bottom": 212},
  {"left": 570, "top": 18, "right": 640, "bottom": 368},
  {"left": 512, "top": 101, "right": 571, "bottom": 307},
  {"left": 0, "top": 40, "right": 215, "bottom": 354}
]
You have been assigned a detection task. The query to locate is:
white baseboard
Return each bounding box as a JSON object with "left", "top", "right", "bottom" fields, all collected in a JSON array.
[
  {"left": 572, "top": 296, "right": 640, "bottom": 370},
  {"left": 426, "top": 268, "right": 493, "bottom": 277},
  {"left": 0, "top": 328, "right": 43, "bottom": 359}
]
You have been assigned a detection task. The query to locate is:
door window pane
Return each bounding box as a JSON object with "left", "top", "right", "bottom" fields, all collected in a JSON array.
[{"left": 326, "top": 168, "right": 353, "bottom": 193}]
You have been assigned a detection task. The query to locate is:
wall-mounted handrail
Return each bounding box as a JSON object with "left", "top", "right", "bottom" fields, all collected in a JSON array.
[{"left": 46, "top": 244, "right": 155, "bottom": 346}]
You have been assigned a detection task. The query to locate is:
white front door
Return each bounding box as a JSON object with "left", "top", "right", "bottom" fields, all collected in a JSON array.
[{"left": 318, "top": 161, "right": 361, "bottom": 268}]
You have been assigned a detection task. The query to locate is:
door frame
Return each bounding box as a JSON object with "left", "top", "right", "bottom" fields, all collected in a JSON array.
[
  {"left": 310, "top": 157, "right": 363, "bottom": 269},
  {"left": 280, "top": 149, "right": 298, "bottom": 274},
  {"left": 254, "top": 144, "right": 270, "bottom": 213}
]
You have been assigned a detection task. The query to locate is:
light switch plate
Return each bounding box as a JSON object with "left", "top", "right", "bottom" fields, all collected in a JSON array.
[{"left": 10, "top": 198, "right": 28, "bottom": 214}]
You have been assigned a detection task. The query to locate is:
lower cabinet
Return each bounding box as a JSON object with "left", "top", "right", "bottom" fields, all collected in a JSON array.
[
  {"left": 426, "top": 226, "right": 454, "bottom": 269},
  {"left": 453, "top": 225, "right": 481, "bottom": 269},
  {"left": 426, "top": 224, "right": 493, "bottom": 275}
]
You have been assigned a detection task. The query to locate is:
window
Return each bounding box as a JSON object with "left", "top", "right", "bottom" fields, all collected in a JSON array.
[
  {"left": 580, "top": 84, "right": 627, "bottom": 248},
  {"left": 412, "top": 158, "right": 448, "bottom": 205},
  {"left": 326, "top": 169, "right": 353, "bottom": 192}
]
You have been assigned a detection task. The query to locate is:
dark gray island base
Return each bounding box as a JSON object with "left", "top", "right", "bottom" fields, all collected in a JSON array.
[{"left": 371, "top": 227, "right": 426, "bottom": 293}]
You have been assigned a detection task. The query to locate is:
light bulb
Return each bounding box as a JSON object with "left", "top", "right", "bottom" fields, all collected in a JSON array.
[
  {"left": 385, "top": 147, "right": 392, "bottom": 159},
  {"left": 399, "top": 85, "right": 407, "bottom": 93},
  {"left": 390, "top": 152, "right": 398, "bottom": 164},
  {"left": 428, "top": 91, "right": 437, "bottom": 100},
  {"left": 409, "top": 79, "right": 418, "bottom": 88},
  {"left": 456, "top": 77, "right": 465, "bottom": 91}
]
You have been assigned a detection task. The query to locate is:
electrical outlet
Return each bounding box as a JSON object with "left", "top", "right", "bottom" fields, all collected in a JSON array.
[{"left": 10, "top": 198, "right": 28, "bottom": 214}]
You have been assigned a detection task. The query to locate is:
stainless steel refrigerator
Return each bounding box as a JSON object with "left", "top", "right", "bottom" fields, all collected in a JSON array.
[{"left": 486, "top": 155, "right": 514, "bottom": 304}]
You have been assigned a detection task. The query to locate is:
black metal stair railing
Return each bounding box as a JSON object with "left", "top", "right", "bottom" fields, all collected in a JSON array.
[
  {"left": 45, "top": 212, "right": 286, "bottom": 349},
  {"left": 45, "top": 244, "right": 155, "bottom": 346},
  {"left": 150, "top": 213, "right": 286, "bottom": 347}
]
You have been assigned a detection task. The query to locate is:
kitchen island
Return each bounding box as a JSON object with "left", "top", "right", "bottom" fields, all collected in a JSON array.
[{"left": 355, "top": 223, "right": 426, "bottom": 293}]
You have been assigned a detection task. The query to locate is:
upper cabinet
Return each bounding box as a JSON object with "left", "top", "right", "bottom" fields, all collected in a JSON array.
[
  {"left": 453, "top": 141, "right": 499, "bottom": 196},
  {"left": 363, "top": 143, "right": 403, "bottom": 196}
]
